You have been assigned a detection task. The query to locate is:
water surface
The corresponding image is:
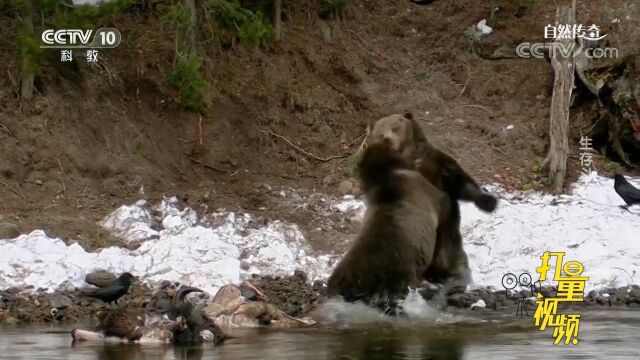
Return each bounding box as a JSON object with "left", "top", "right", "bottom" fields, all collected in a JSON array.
[{"left": 1, "top": 309, "right": 639, "bottom": 359}]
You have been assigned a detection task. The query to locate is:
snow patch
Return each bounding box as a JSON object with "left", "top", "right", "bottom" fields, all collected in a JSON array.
[
  {"left": 462, "top": 174, "right": 640, "bottom": 293},
  {"left": 313, "top": 173, "right": 640, "bottom": 294},
  {"left": 0, "top": 198, "right": 338, "bottom": 295},
  {"left": 470, "top": 299, "right": 487, "bottom": 309},
  {"left": 476, "top": 19, "right": 493, "bottom": 36},
  {"left": 0, "top": 173, "right": 638, "bottom": 296}
]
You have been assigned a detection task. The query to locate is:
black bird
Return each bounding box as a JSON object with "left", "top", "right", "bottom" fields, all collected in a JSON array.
[
  {"left": 613, "top": 174, "right": 640, "bottom": 209},
  {"left": 82, "top": 272, "right": 136, "bottom": 307}
]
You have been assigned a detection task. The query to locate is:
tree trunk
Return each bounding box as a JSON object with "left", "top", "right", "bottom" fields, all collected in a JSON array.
[
  {"left": 274, "top": 0, "right": 282, "bottom": 41},
  {"left": 20, "top": 0, "right": 35, "bottom": 101},
  {"left": 185, "top": 0, "right": 198, "bottom": 56},
  {"left": 544, "top": 1, "right": 576, "bottom": 193}
]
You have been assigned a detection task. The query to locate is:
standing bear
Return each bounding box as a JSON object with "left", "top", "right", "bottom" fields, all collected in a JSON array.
[
  {"left": 326, "top": 140, "right": 449, "bottom": 312},
  {"left": 366, "top": 112, "right": 498, "bottom": 293}
]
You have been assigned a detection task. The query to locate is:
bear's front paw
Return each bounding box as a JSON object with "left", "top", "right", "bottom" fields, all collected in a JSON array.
[{"left": 475, "top": 193, "right": 498, "bottom": 213}]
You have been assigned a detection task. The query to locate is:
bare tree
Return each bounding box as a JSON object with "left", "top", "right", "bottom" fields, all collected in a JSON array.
[
  {"left": 274, "top": 0, "right": 282, "bottom": 41},
  {"left": 20, "top": 0, "right": 35, "bottom": 100},
  {"left": 185, "top": 0, "right": 198, "bottom": 56},
  {"left": 542, "top": 0, "right": 576, "bottom": 193}
]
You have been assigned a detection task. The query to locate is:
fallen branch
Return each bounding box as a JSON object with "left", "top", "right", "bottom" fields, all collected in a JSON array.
[
  {"left": 197, "top": 115, "right": 203, "bottom": 146},
  {"left": 0, "top": 121, "right": 12, "bottom": 136},
  {"left": 6, "top": 69, "right": 20, "bottom": 98},
  {"left": 490, "top": 143, "right": 507, "bottom": 155},
  {"left": 179, "top": 115, "right": 205, "bottom": 145},
  {"left": 458, "top": 104, "right": 493, "bottom": 114},
  {"left": 56, "top": 158, "right": 66, "bottom": 194},
  {"left": 260, "top": 129, "right": 351, "bottom": 162},
  {"left": 0, "top": 180, "right": 27, "bottom": 200},
  {"left": 345, "top": 133, "right": 366, "bottom": 150},
  {"left": 459, "top": 63, "right": 471, "bottom": 97},
  {"left": 188, "top": 157, "right": 237, "bottom": 176},
  {"left": 354, "top": 133, "right": 368, "bottom": 156}
]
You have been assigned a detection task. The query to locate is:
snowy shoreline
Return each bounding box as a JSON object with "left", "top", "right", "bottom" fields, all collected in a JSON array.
[{"left": 1, "top": 173, "right": 639, "bottom": 297}]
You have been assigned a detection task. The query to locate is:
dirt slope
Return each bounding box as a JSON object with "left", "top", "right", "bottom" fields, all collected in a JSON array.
[{"left": 0, "top": 0, "right": 637, "bottom": 251}]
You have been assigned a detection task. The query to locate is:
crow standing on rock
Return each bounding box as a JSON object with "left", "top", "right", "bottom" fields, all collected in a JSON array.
[
  {"left": 613, "top": 174, "right": 640, "bottom": 209},
  {"left": 82, "top": 272, "right": 136, "bottom": 307}
]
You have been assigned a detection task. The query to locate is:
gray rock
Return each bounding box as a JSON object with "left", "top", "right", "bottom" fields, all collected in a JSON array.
[
  {"left": 628, "top": 288, "right": 640, "bottom": 298},
  {"left": 471, "top": 288, "right": 496, "bottom": 309},
  {"left": 312, "top": 280, "right": 325, "bottom": 292},
  {"left": 48, "top": 294, "right": 73, "bottom": 309},
  {"left": 525, "top": 297, "right": 537, "bottom": 306},
  {"left": 519, "top": 289, "right": 532, "bottom": 298},
  {"left": 627, "top": 295, "right": 640, "bottom": 305},
  {"left": 285, "top": 303, "right": 301, "bottom": 315},
  {"left": 540, "top": 286, "right": 557, "bottom": 298},
  {"left": 293, "top": 270, "right": 307, "bottom": 282},
  {"left": 616, "top": 287, "right": 628, "bottom": 303},
  {"left": 85, "top": 270, "right": 116, "bottom": 288},
  {"left": 495, "top": 294, "right": 509, "bottom": 306},
  {"left": 596, "top": 296, "right": 608, "bottom": 305},
  {"left": 337, "top": 180, "right": 353, "bottom": 195},
  {"left": 0, "top": 223, "right": 20, "bottom": 239},
  {"left": 447, "top": 292, "right": 480, "bottom": 308},
  {"left": 57, "top": 281, "right": 75, "bottom": 292}
]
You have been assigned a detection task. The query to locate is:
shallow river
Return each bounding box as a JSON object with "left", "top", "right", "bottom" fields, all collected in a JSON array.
[{"left": 1, "top": 309, "right": 639, "bottom": 360}]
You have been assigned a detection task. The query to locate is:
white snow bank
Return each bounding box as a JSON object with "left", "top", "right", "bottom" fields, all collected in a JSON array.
[
  {"left": 0, "top": 173, "right": 638, "bottom": 296},
  {"left": 304, "top": 173, "right": 640, "bottom": 295},
  {"left": 462, "top": 173, "right": 640, "bottom": 293},
  {"left": 0, "top": 197, "right": 338, "bottom": 295},
  {"left": 326, "top": 173, "right": 640, "bottom": 294}
]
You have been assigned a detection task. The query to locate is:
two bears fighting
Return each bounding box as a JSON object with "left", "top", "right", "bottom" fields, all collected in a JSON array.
[{"left": 327, "top": 112, "right": 498, "bottom": 310}]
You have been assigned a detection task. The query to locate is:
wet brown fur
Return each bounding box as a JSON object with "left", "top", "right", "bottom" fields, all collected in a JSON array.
[
  {"left": 366, "top": 112, "right": 498, "bottom": 291},
  {"left": 327, "top": 141, "right": 449, "bottom": 306},
  {"left": 95, "top": 307, "right": 147, "bottom": 341}
]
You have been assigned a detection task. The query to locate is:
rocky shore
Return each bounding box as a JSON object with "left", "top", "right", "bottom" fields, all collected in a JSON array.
[{"left": 1, "top": 270, "right": 639, "bottom": 326}]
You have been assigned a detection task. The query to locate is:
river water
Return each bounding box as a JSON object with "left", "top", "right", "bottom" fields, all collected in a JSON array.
[{"left": 1, "top": 309, "right": 639, "bottom": 359}]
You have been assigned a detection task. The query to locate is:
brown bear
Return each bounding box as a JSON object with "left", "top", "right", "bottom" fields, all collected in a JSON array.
[
  {"left": 366, "top": 112, "right": 498, "bottom": 293},
  {"left": 326, "top": 140, "right": 449, "bottom": 311}
]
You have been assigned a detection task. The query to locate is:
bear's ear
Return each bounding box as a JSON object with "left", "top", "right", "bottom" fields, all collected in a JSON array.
[{"left": 402, "top": 111, "right": 414, "bottom": 120}]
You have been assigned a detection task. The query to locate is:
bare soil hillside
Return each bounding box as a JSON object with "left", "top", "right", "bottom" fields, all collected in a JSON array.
[{"left": 0, "top": 0, "right": 638, "bottom": 251}]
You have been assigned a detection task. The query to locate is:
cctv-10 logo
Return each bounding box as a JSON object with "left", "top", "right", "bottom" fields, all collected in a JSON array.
[{"left": 41, "top": 28, "right": 121, "bottom": 48}]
